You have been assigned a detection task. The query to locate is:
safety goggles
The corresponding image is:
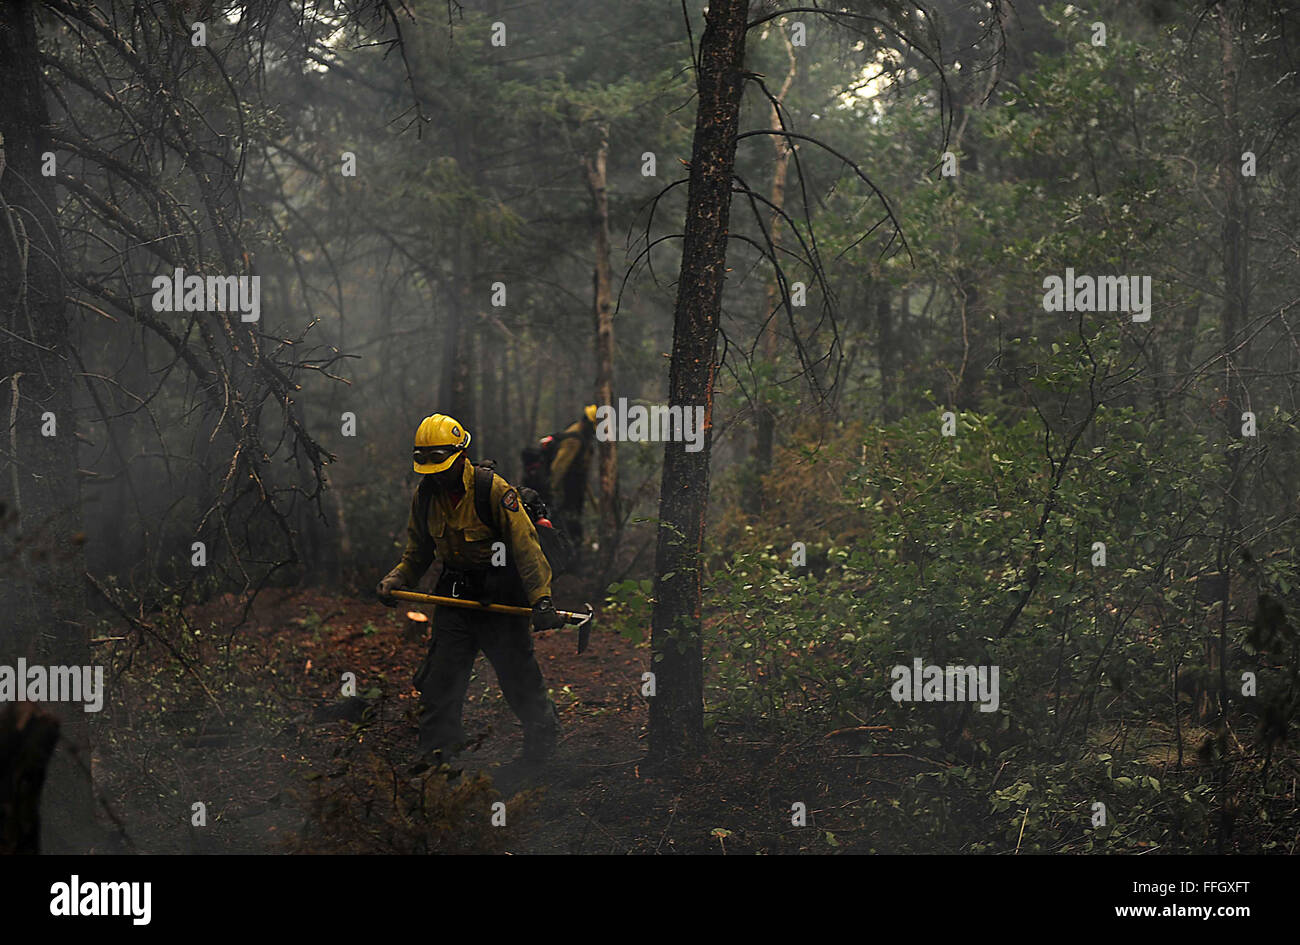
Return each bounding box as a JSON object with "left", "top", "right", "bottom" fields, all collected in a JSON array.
[{"left": 412, "top": 446, "right": 462, "bottom": 465}]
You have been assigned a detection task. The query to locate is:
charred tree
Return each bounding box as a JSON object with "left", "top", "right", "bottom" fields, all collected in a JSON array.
[
  {"left": 647, "top": 0, "right": 749, "bottom": 759},
  {"left": 0, "top": 0, "right": 93, "bottom": 850}
]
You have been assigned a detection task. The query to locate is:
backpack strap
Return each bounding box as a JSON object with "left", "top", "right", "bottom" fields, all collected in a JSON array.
[
  {"left": 416, "top": 461, "right": 499, "bottom": 539},
  {"left": 416, "top": 475, "right": 436, "bottom": 542},
  {"left": 473, "top": 463, "right": 496, "bottom": 532}
]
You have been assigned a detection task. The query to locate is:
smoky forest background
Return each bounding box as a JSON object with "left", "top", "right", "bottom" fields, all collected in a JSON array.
[{"left": 3, "top": 0, "right": 1300, "bottom": 855}]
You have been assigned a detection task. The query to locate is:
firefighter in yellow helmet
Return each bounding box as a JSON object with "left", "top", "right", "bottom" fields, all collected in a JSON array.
[
  {"left": 377, "top": 414, "right": 565, "bottom": 770},
  {"left": 545, "top": 404, "right": 598, "bottom": 546}
]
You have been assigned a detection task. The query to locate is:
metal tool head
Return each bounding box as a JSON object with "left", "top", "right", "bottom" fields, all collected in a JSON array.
[{"left": 574, "top": 603, "right": 594, "bottom": 654}]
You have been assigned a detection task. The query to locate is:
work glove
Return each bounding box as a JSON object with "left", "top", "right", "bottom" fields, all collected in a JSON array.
[
  {"left": 531, "top": 596, "right": 566, "bottom": 631},
  {"left": 376, "top": 570, "right": 407, "bottom": 607}
]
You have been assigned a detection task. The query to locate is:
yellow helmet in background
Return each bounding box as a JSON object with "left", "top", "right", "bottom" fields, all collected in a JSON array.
[
  {"left": 412, "top": 413, "right": 471, "bottom": 474},
  {"left": 584, "top": 404, "right": 599, "bottom": 424}
]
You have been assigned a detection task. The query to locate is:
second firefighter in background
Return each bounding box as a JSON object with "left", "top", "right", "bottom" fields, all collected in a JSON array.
[{"left": 548, "top": 405, "right": 598, "bottom": 545}]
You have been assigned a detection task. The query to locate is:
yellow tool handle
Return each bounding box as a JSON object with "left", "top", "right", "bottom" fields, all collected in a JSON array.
[
  {"left": 391, "top": 589, "right": 530, "bottom": 616},
  {"left": 390, "top": 589, "right": 587, "bottom": 623}
]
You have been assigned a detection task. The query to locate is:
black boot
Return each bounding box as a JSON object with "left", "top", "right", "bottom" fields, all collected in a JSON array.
[
  {"left": 522, "top": 713, "right": 560, "bottom": 764},
  {"left": 522, "top": 732, "right": 555, "bottom": 764}
]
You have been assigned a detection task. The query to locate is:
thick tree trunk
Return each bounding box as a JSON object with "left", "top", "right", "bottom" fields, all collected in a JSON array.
[
  {"left": 647, "top": 0, "right": 748, "bottom": 759},
  {"left": 0, "top": 0, "right": 94, "bottom": 851},
  {"left": 584, "top": 124, "right": 620, "bottom": 568}
]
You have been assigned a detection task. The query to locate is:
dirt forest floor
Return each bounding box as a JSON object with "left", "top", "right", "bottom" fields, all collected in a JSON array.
[{"left": 88, "top": 583, "right": 928, "bottom": 854}]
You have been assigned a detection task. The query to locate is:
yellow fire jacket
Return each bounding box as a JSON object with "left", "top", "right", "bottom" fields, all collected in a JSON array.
[
  {"left": 393, "top": 460, "right": 552, "bottom": 605},
  {"left": 549, "top": 419, "right": 592, "bottom": 504}
]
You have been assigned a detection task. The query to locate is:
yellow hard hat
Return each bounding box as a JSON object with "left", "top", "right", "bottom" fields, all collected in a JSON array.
[
  {"left": 584, "top": 404, "right": 598, "bottom": 424},
  {"left": 412, "top": 413, "right": 471, "bottom": 474}
]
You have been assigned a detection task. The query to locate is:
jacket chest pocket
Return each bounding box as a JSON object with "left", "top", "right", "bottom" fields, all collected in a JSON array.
[
  {"left": 460, "top": 526, "right": 497, "bottom": 563},
  {"left": 430, "top": 520, "right": 453, "bottom": 559}
]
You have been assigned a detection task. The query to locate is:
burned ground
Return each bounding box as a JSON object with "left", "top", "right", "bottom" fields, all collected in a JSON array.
[{"left": 85, "top": 586, "right": 941, "bottom": 855}]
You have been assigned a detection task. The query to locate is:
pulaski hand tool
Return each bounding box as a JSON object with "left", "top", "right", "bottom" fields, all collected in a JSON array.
[{"left": 390, "top": 590, "right": 595, "bottom": 654}]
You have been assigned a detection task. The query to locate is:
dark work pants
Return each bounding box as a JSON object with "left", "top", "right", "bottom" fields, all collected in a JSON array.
[{"left": 412, "top": 604, "right": 557, "bottom": 757}]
